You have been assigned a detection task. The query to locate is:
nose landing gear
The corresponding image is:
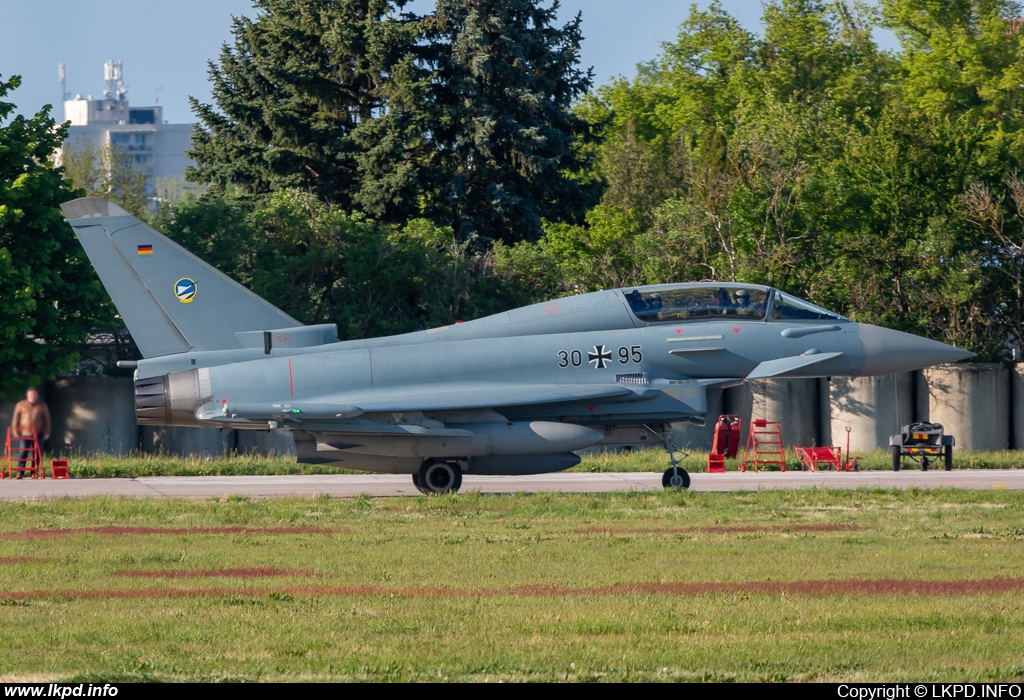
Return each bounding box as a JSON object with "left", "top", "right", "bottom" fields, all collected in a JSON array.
[{"left": 646, "top": 424, "right": 690, "bottom": 490}]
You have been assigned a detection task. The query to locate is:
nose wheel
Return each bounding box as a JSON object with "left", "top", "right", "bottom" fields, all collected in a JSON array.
[
  {"left": 645, "top": 424, "right": 691, "bottom": 490},
  {"left": 662, "top": 466, "right": 690, "bottom": 489},
  {"left": 413, "top": 459, "right": 463, "bottom": 495}
]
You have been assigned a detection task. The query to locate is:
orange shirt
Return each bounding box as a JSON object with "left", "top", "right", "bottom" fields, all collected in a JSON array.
[{"left": 12, "top": 400, "right": 51, "bottom": 438}]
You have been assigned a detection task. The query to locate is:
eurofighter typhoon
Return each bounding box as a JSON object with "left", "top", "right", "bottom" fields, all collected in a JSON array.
[{"left": 62, "top": 198, "right": 973, "bottom": 493}]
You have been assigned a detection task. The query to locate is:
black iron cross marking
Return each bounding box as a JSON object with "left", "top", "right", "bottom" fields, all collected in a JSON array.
[{"left": 588, "top": 345, "right": 612, "bottom": 369}]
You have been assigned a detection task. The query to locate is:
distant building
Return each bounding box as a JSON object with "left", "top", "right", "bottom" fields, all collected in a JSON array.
[{"left": 60, "top": 61, "right": 194, "bottom": 192}]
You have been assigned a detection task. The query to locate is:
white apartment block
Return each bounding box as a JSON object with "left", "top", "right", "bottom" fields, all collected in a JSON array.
[{"left": 62, "top": 95, "right": 193, "bottom": 191}]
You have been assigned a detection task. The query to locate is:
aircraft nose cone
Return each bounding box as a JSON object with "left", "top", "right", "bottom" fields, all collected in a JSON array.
[{"left": 858, "top": 324, "right": 975, "bottom": 376}]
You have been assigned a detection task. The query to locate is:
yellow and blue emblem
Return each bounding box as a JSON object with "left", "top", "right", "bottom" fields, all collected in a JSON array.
[{"left": 174, "top": 278, "right": 197, "bottom": 303}]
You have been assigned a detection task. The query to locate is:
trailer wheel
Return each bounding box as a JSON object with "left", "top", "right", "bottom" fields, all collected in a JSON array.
[
  {"left": 944, "top": 445, "right": 953, "bottom": 471},
  {"left": 891, "top": 445, "right": 900, "bottom": 471}
]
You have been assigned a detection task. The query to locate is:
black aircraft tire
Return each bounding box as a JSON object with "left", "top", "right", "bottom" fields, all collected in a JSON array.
[
  {"left": 412, "top": 472, "right": 429, "bottom": 495},
  {"left": 891, "top": 445, "right": 900, "bottom": 472},
  {"left": 945, "top": 445, "right": 953, "bottom": 471},
  {"left": 662, "top": 467, "right": 690, "bottom": 489},
  {"left": 418, "top": 460, "right": 461, "bottom": 495}
]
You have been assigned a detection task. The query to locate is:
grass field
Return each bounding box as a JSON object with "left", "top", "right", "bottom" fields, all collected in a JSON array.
[
  {"left": 1, "top": 489, "right": 1023, "bottom": 682},
  {"left": 47, "top": 447, "right": 1024, "bottom": 478}
]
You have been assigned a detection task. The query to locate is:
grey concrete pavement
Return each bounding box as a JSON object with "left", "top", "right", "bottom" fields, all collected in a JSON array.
[{"left": 0, "top": 469, "right": 1022, "bottom": 499}]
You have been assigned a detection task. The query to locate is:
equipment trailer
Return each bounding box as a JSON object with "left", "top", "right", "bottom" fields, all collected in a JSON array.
[{"left": 890, "top": 422, "right": 954, "bottom": 471}]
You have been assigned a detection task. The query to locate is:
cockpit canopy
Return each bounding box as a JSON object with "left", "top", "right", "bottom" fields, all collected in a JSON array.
[{"left": 621, "top": 284, "right": 845, "bottom": 323}]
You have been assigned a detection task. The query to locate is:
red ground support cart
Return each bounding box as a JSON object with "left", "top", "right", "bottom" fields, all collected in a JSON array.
[{"left": 794, "top": 445, "right": 842, "bottom": 472}]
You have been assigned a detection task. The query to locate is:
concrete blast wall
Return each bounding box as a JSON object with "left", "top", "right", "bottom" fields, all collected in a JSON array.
[
  {"left": 725, "top": 378, "right": 822, "bottom": 448},
  {"left": 1011, "top": 364, "right": 1024, "bottom": 450},
  {"left": 0, "top": 377, "right": 294, "bottom": 458},
  {"left": 1, "top": 365, "right": 1022, "bottom": 456},
  {"left": 49, "top": 377, "right": 138, "bottom": 455},
  {"left": 921, "top": 364, "right": 1010, "bottom": 452},
  {"left": 830, "top": 373, "right": 915, "bottom": 454}
]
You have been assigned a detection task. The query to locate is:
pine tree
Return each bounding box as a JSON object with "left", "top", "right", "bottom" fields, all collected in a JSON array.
[
  {"left": 187, "top": 0, "right": 414, "bottom": 206},
  {"left": 388, "top": 0, "right": 602, "bottom": 243},
  {"left": 188, "top": 0, "right": 601, "bottom": 244}
]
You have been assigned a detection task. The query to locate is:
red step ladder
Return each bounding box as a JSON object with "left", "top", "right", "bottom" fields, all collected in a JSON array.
[
  {"left": 741, "top": 419, "right": 786, "bottom": 472},
  {"left": 2, "top": 428, "right": 44, "bottom": 479}
]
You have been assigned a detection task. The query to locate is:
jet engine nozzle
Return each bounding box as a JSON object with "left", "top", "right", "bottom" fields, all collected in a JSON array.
[
  {"left": 857, "top": 324, "right": 974, "bottom": 376},
  {"left": 134, "top": 368, "right": 212, "bottom": 427}
]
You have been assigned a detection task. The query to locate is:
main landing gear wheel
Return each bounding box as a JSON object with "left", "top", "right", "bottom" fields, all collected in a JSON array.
[
  {"left": 662, "top": 467, "right": 690, "bottom": 489},
  {"left": 414, "top": 460, "right": 463, "bottom": 495}
]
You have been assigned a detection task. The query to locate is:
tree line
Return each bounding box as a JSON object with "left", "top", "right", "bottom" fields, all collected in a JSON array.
[{"left": 3, "top": 0, "right": 1024, "bottom": 392}]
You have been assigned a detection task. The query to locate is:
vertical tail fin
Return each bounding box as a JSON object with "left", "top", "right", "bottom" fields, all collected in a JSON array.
[{"left": 61, "top": 197, "right": 301, "bottom": 358}]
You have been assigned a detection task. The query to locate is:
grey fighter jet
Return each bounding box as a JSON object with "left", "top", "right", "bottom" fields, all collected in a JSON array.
[{"left": 61, "top": 198, "right": 973, "bottom": 493}]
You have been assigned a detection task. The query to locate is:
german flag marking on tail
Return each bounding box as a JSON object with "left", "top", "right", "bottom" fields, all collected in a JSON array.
[{"left": 137, "top": 245, "right": 153, "bottom": 255}]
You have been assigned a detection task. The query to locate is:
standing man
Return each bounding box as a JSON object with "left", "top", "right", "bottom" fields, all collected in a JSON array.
[{"left": 11, "top": 387, "right": 51, "bottom": 478}]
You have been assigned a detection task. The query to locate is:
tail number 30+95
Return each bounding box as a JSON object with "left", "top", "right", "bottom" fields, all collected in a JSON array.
[{"left": 558, "top": 345, "right": 642, "bottom": 369}]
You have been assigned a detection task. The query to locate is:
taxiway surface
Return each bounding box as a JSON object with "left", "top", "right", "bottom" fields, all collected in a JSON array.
[{"left": 0, "top": 470, "right": 1021, "bottom": 499}]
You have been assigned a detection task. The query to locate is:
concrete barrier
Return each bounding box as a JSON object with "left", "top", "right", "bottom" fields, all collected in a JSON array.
[
  {"left": 0, "top": 401, "right": 15, "bottom": 441},
  {"left": 830, "top": 373, "right": 915, "bottom": 453},
  {"left": 922, "top": 363, "right": 1010, "bottom": 451},
  {"left": 0, "top": 364, "right": 1016, "bottom": 457},
  {"left": 141, "top": 426, "right": 229, "bottom": 457},
  {"left": 1012, "top": 364, "right": 1024, "bottom": 450},
  {"left": 725, "top": 378, "right": 822, "bottom": 449},
  {"left": 236, "top": 429, "right": 296, "bottom": 456},
  {"left": 47, "top": 377, "right": 137, "bottom": 456}
]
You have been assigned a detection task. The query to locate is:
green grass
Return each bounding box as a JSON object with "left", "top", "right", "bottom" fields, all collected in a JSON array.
[
  {"left": 44, "top": 447, "right": 1024, "bottom": 479},
  {"left": 576, "top": 447, "right": 1024, "bottom": 472},
  {"left": 1, "top": 490, "right": 1023, "bottom": 681},
  {"left": 54, "top": 452, "right": 360, "bottom": 478}
]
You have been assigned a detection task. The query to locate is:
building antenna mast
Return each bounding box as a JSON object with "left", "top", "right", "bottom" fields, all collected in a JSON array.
[
  {"left": 58, "top": 63, "right": 70, "bottom": 116},
  {"left": 103, "top": 60, "right": 127, "bottom": 102}
]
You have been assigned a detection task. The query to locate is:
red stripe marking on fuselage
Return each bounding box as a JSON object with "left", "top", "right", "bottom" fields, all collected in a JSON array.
[{"left": 288, "top": 358, "right": 294, "bottom": 398}]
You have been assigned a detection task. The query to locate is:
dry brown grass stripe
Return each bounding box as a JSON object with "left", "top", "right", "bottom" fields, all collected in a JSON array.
[
  {"left": 113, "top": 567, "right": 318, "bottom": 579},
  {"left": 0, "top": 526, "right": 333, "bottom": 540},
  {"left": 5, "top": 577, "right": 1024, "bottom": 601},
  {"left": 582, "top": 524, "right": 865, "bottom": 535}
]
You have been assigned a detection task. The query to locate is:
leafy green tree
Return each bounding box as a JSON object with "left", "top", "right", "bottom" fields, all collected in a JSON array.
[
  {"left": 60, "top": 137, "right": 150, "bottom": 219},
  {"left": 880, "top": 0, "right": 1024, "bottom": 172},
  {"left": 0, "top": 76, "right": 107, "bottom": 396},
  {"left": 163, "top": 189, "right": 479, "bottom": 338}
]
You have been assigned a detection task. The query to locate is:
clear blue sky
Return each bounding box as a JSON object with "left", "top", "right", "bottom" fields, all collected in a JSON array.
[{"left": 0, "top": 1, "right": 895, "bottom": 125}]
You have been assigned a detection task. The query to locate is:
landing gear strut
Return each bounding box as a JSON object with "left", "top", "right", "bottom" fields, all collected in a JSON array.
[
  {"left": 413, "top": 459, "right": 463, "bottom": 495},
  {"left": 646, "top": 424, "right": 690, "bottom": 490}
]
